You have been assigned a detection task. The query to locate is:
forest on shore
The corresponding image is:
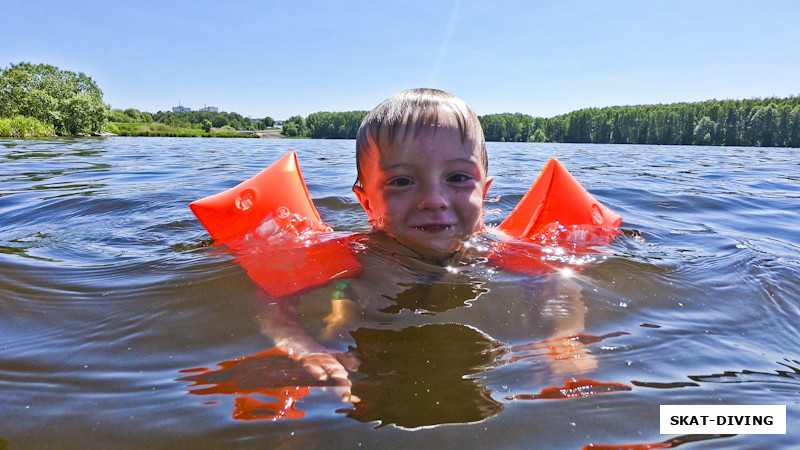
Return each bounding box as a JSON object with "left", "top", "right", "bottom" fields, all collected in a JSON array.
[
  {"left": 2, "top": 62, "right": 798, "bottom": 147},
  {"left": 480, "top": 96, "right": 800, "bottom": 147},
  {"left": 281, "top": 97, "right": 800, "bottom": 148}
]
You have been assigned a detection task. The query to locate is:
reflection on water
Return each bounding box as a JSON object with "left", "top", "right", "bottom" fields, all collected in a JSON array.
[
  {"left": 1, "top": 138, "right": 799, "bottom": 448},
  {"left": 179, "top": 348, "right": 338, "bottom": 421},
  {"left": 377, "top": 278, "right": 489, "bottom": 314},
  {"left": 344, "top": 324, "right": 504, "bottom": 428}
]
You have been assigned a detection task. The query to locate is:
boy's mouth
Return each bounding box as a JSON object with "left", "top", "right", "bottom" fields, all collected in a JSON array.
[{"left": 413, "top": 224, "right": 454, "bottom": 233}]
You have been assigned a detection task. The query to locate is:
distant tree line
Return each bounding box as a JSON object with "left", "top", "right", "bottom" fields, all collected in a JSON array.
[
  {"left": 280, "top": 111, "right": 368, "bottom": 138},
  {"left": 108, "top": 108, "right": 277, "bottom": 133},
  {"left": 109, "top": 108, "right": 154, "bottom": 123},
  {"left": 4, "top": 61, "right": 797, "bottom": 146},
  {"left": 306, "top": 111, "right": 368, "bottom": 139},
  {"left": 480, "top": 96, "right": 800, "bottom": 147},
  {"left": 280, "top": 96, "right": 799, "bottom": 147},
  {"left": 151, "top": 110, "right": 259, "bottom": 131}
]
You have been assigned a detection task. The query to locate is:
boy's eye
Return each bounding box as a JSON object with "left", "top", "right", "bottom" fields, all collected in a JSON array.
[
  {"left": 447, "top": 174, "right": 472, "bottom": 183},
  {"left": 388, "top": 177, "right": 413, "bottom": 187}
]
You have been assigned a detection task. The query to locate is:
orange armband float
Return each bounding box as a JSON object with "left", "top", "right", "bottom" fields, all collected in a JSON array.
[
  {"left": 189, "top": 152, "right": 361, "bottom": 298},
  {"left": 489, "top": 158, "right": 623, "bottom": 275},
  {"left": 497, "top": 157, "right": 622, "bottom": 239},
  {"left": 189, "top": 152, "right": 331, "bottom": 242},
  {"left": 190, "top": 153, "right": 622, "bottom": 296}
]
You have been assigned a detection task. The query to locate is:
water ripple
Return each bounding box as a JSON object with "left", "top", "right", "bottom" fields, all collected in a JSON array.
[{"left": 2, "top": 138, "right": 799, "bottom": 447}]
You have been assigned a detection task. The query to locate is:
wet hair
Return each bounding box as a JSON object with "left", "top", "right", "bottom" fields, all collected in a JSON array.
[{"left": 355, "top": 88, "right": 487, "bottom": 186}]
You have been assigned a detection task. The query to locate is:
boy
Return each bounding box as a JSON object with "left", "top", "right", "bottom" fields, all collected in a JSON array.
[{"left": 257, "top": 89, "right": 588, "bottom": 403}]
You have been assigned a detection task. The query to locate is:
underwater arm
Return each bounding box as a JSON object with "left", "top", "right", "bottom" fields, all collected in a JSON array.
[
  {"left": 540, "top": 276, "right": 586, "bottom": 338},
  {"left": 538, "top": 275, "right": 596, "bottom": 374},
  {"left": 254, "top": 294, "right": 358, "bottom": 399}
]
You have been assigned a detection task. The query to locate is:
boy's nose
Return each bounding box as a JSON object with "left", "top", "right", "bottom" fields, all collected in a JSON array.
[{"left": 417, "top": 183, "right": 449, "bottom": 210}]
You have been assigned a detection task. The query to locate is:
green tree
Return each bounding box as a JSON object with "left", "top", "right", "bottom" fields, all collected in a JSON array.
[
  {"left": 747, "top": 105, "right": 778, "bottom": 146},
  {"left": 0, "top": 62, "right": 108, "bottom": 135},
  {"left": 788, "top": 105, "right": 800, "bottom": 147},
  {"left": 110, "top": 109, "right": 134, "bottom": 123},
  {"left": 282, "top": 122, "right": 299, "bottom": 137},
  {"left": 262, "top": 116, "right": 275, "bottom": 128},
  {"left": 212, "top": 115, "right": 229, "bottom": 128},
  {"left": 565, "top": 109, "right": 592, "bottom": 143},
  {"left": 479, "top": 114, "right": 508, "bottom": 141},
  {"left": 283, "top": 115, "right": 307, "bottom": 137},
  {"left": 693, "top": 116, "right": 716, "bottom": 145},
  {"left": 163, "top": 114, "right": 192, "bottom": 129},
  {"left": 63, "top": 94, "right": 107, "bottom": 135}
]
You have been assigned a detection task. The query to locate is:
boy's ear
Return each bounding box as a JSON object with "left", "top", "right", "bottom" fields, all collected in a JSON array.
[
  {"left": 353, "top": 185, "right": 375, "bottom": 218},
  {"left": 482, "top": 176, "right": 494, "bottom": 199}
]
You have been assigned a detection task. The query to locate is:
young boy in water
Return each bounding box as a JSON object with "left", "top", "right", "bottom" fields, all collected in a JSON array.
[{"left": 258, "top": 89, "right": 587, "bottom": 401}]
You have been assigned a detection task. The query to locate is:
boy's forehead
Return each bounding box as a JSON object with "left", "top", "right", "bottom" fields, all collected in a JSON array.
[
  {"left": 376, "top": 123, "right": 479, "bottom": 155},
  {"left": 375, "top": 114, "right": 473, "bottom": 146},
  {"left": 390, "top": 111, "right": 463, "bottom": 134},
  {"left": 365, "top": 134, "right": 483, "bottom": 178}
]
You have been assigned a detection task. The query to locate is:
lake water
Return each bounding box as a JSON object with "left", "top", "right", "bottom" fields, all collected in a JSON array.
[{"left": 1, "top": 137, "right": 798, "bottom": 449}]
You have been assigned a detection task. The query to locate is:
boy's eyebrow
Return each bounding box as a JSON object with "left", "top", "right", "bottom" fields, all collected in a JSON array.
[{"left": 379, "top": 157, "right": 482, "bottom": 171}]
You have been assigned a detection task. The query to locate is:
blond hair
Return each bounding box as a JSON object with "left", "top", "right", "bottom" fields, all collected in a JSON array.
[{"left": 355, "top": 88, "right": 486, "bottom": 186}]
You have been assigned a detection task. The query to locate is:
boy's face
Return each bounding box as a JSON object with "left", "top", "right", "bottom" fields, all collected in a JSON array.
[{"left": 354, "top": 120, "right": 493, "bottom": 260}]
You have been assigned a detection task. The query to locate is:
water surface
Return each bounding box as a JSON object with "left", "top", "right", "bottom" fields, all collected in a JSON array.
[{"left": 1, "top": 138, "right": 798, "bottom": 448}]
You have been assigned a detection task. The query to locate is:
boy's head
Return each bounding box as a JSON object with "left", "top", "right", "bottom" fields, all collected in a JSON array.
[{"left": 353, "top": 88, "right": 493, "bottom": 260}]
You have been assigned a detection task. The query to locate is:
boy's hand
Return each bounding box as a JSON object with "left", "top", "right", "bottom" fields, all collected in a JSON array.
[
  {"left": 257, "top": 296, "right": 360, "bottom": 402},
  {"left": 281, "top": 334, "right": 360, "bottom": 401},
  {"left": 297, "top": 351, "right": 361, "bottom": 403},
  {"left": 298, "top": 351, "right": 358, "bottom": 383}
]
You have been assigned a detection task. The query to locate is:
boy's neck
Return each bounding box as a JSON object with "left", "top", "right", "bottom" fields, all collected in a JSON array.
[{"left": 366, "top": 230, "right": 486, "bottom": 269}]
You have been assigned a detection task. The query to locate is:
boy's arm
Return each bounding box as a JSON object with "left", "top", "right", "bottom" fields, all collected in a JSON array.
[
  {"left": 540, "top": 276, "right": 586, "bottom": 338},
  {"left": 254, "top": 294, "right": 358, "bottom": 399},
  {"left": 538, "top": 275, "right": 596, "bottom": 375}
]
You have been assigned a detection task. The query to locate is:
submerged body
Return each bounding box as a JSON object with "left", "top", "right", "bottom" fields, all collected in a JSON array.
[{"left": 254, "top": 224, "right": 611, "bottom": 426}]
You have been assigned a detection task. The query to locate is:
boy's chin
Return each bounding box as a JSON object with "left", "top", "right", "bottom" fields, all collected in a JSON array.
[
  {"left": 413, "top": 241, "right": 462, "bottom": 261},
  {"left": 381, "top": 231, "right": 466, "bottom": 261}
]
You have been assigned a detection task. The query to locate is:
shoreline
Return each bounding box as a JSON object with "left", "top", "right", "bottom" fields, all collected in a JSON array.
[
  {"left": 90, "top": 127, "right": 287, "bottom": 139},
  {"left": 254, "top": 130, "right": 285, "bottom": 138}
]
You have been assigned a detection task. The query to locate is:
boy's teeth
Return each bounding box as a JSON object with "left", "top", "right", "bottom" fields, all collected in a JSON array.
[{"left": 418, "top": 225, "right": 451, "bottom": 231}]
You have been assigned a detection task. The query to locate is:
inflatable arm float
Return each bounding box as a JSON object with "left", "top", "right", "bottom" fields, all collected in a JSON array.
[
  {"left": 190, "top": 152, "right": 358, "bottom": 298},
  {"left": 496, "top": 158, "right": 621, "bottom": 240},
  {"left": 190, "top": 152, "right": 621, "bottom": 297},
  {"left": 189, "top": 152, "right": 331, "bottom": 242}
]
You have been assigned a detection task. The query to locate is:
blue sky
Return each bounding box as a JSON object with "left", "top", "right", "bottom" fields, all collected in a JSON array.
[{"left": 4, "top": 1, "right": 799, "bottom": 120}]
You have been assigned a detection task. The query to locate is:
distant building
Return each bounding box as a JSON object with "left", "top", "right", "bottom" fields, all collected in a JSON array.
[
  {"left": 170, "top": 103, "right": 222, "bottom": 113},
  {"left": 172, "top": 102, "right": 191, "bottom": 112}
]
